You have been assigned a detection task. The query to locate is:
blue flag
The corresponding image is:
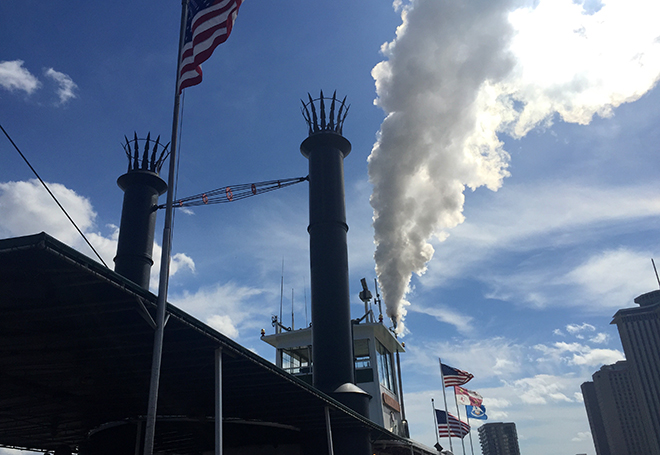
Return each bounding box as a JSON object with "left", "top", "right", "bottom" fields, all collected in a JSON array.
[{"left": 465, "top": 405, "right": 488, "bottom": 420}]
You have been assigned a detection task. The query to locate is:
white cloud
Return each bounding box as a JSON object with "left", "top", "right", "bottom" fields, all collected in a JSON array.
[
  {"left": 505, "top": 0, "right": 660, "bottom": 137},
  {"left": 590, "top": 332, "right": 609, "bottom": 344},
  {"left": 0, "top": 179, "right": 193, "bottom": 285},
  {"left": 425, "top": 181, "right": 660, "bottom": 277},
  {"left": 149, "top": 243, "right": 196, "bottom": 291},
  {"left": 408, "top": 303, "right": 473, "bottom": 334},
  {"left": 403, "top": 337, "right": 525, "bottom": 381},
  {"left": 0, "top": 60, "right": 77, "bottom": 105},
  {"left": 417, "top": 181, "right": 660, "bottom": 312},
  {"left": 44, "top": 67, "right": 77, "bottom": 104},
  {"left": 206, "top": 314, "right": 239, "bottom": 339},
  {"left": 572, "top": 431, "right": 591, "bottom": 442},
  {"left": 171, "top": 281, "right": 267, "bottom": 340},
  {"left": 510, "top": 374, "right": 575, "bottom": 404},
  {"left": 566, "top": 323, "right": 595, "bottom": 335},
  {"left": 0, "top": 179, "right": 97, "bottom": 245},
  {"left": 534, "top": 341, "right": 624, "bottom": 367},
  {"left": 0, "top": 60, "right": 40, "bottom": 94},
  {"left": 563, "top": 248, "right": 656, "bottom": 308}
]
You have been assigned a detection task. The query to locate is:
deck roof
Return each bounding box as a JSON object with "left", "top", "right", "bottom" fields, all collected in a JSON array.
[{"left": 0, "top": 232, "right": 419, "bottom": 454}]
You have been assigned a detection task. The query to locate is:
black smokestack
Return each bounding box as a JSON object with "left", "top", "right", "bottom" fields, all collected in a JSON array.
[
  {"left": 114, "top": 133, "right": 168, "bottom": 289},
  {"left": 301, "top": 91, "right": 354, "bottom": 393},
  {"left": 301, "top": 92, "right": 372, "bottom": 455}
]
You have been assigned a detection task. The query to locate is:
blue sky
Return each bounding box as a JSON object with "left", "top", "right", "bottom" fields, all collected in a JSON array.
[{"left": 2, "top": 1, "right": 660, "bottom": 454}]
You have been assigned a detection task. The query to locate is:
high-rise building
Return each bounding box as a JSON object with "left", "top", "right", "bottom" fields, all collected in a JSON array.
[
  {"left": 611, "top": 290, "right": 660, "bottom": 453},
  {"left": 582, "top": 361, "right": 655, "bottom": 455},
  {"left": 478, "top": 422, "right": 521, "bottom": 455},
  {"left": 580, "top": 381, "right": 610, "bottom": 455}
]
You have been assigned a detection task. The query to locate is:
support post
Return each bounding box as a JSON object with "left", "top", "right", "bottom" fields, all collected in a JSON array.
[
  {"left": 216, "top": 348, "right": 223, "bottom": 455},
  {"left": 324, "top": 406, "right": 334, "bottom": 455}
]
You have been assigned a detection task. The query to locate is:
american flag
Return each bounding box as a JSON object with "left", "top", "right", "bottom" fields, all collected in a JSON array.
[
  {"left": 435, "top": 409, "right": 470, "bottom": 438},
  {"left": 178, "top": 0, "right": 242, "bottom": 92},
  {"left": 440, "top": 362, "right": 473, "bottom": 387}
]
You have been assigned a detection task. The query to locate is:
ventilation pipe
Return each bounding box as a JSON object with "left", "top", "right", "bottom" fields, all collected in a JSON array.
[
  {"left": 114, "top": 133, "right": 168, "bottom": 290},
  {"left": 301, "top": 92, "right": 371, "bottom": 455}
]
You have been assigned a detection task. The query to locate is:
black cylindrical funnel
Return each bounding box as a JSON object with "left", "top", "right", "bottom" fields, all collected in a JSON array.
[
  {"left": 114, "top": 134, "right": 168, "bottom": 289},
  {"left": 302, "top": 131, "right": 354, "bottom": 393},
  {"left": 301, "top": 92, "right": 371, "bottom": 455}
]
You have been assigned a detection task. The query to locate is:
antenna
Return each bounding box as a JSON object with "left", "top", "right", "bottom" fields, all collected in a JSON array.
[
  {"left": 374, "top": 278, "right": 383, "bottom": 320},
  {"left": 279, "top": 259, "right": 284, "bottom": 334},
  {"left": 291, "top": 288, "right": 295, "bottom": 330},
  {"left": 304, "top": 281, "right": 309, "bottom": 327},
  {"left": 652, "top": 259, "right": 660, "bottom": 289},
  {"left": 359, "top": 278, "right": 373, "bottom": 322}
]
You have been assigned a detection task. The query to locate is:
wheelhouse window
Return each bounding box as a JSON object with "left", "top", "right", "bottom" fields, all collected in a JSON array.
[
  {"left": 281, "top": 346, "right": 311, "bottom": 375},
  {"left": 354, "top": 339, "right": 371, "bottom": 369},
  {"left": 376, "top": 340, "right": 396, "bottom": 393}
]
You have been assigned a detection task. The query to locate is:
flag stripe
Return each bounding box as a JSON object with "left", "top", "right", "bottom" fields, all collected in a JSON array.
[
  {"left": 435, "top": 409, "right": 470, "bottom": 438},
  {"left": 178, "top": 0, "right": 242, "bottom": 92},
  {"left": 441, "top": 363, "right": 473, "bottom": 387}
]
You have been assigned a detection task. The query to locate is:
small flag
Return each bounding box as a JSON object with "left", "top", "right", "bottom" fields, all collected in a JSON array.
[
  {"left": 178, "top": 0, "right": 243, "bottom": 92},
  {"left": 465, "top": 405, "right": 488, "bottom": 420},
  {"left": 435, "top": 409, "right": 470, "bottom": 438},
  {"left": 454, "top": 386, "right": 483, "bottom": 406},
  {"left": 440, "top": 362, "right": 473, "bottom": 387}
]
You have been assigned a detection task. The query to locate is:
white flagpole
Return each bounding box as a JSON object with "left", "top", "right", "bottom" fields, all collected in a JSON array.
[
  {"left": 438, "top": 359, "right": 453, "bottom": 453},
  {"left": 143, "top": 1, "right": 189, "bottom": 454},
  {"left": 453, "top": 389, "right": 467, "bottom": 455},
  {"left": 432, "top": 398, "right": 440, "bottom": 448},
  {"left": 466, "top": 413, "right": 475, "bottom": 455}
]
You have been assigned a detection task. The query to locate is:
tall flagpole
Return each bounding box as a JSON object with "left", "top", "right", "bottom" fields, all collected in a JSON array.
[
  {"left": 466, "top": 414, "right": 475, "bottom": 455},
  {"left": 143, "top": 1, "right": 189, "bottom": 454},
  {"left": 453, "top": 389, "right": 467, "bottom": 455},
  {"left": 431, "top": 398, "right": 440, "bottom": 448},
  {"left": 438, "top": 359, "right": 453, "bottom": 454}
]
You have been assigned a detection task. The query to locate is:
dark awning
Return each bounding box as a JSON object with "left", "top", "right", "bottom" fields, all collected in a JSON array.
[{"left": 0, "top": 233, "right": 414, "bottom": 454}]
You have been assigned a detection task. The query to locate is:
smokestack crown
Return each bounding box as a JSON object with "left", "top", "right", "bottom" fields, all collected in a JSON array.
[
  {"left": 114, "top": 133, "right": 168, "bottom": 289},
  {"left": 301, "top": 90, "right": 350, "bottom": 137},
  {"left": 122, "top": 132, "right": 170, "bottom": 175}
]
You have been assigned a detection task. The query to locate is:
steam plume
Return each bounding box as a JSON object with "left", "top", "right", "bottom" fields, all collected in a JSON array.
[{"left": 369, "top": 0, "right": 660, "bottom": 333}]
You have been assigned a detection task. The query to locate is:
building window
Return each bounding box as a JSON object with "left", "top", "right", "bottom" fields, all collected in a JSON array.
[
  {"left": 281, "top": 346, "right": 311, "bottom": 375},
  {"left": 376, "top": 340, "right": 396, "bottom": 393},
  {"left": 354, "top": 339, "right": 371, "bottom": 368},
  {"left": 354, "top": 338, "right": 374, "bottom": 383}
]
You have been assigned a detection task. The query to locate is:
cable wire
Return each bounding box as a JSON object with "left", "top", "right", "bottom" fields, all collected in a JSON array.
[{"left": 0, "top": 123, "right": 109, "bottom": 268}]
